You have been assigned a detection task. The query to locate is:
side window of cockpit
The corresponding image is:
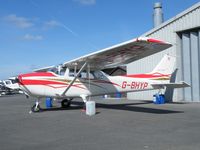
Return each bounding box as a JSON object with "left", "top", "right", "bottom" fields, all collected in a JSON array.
[
  {"left": 80, "top": 72, "right": 94, "bottom": 79},
  {"left": 93, "top": 71, "right": 104, "bottom": 79}
]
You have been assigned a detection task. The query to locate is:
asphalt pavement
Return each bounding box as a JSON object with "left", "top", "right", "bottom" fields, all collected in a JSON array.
[{"left": 1, "top": 94, "right": 200, "bottom": 150}]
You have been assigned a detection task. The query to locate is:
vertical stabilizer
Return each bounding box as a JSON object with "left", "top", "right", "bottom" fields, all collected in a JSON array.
[{"left": 150, "top": 54, "right": 176, "bottom": 75}]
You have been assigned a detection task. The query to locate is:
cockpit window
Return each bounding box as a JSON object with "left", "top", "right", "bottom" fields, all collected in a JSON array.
[
  {"left": 48, "top": 67, "right": 65, "bottom": 75},
  {"left": 93, "top": 71, "right": 105, "bottom": 79},
  {"left": 80, "top": 71, "right": 94, "bottom": 79},
  {"left": 48, "top": 66, "right": 106, "bottom": 80}
]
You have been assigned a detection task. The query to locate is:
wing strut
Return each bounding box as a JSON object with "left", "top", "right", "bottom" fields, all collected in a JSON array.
[{"left": 61, "top": 62, "right": 88, "bottom": 96}]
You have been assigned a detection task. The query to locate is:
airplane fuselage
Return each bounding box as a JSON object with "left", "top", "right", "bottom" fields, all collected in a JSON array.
[{"left": 18, "top": 72, "right": 167, "bottom": 98}]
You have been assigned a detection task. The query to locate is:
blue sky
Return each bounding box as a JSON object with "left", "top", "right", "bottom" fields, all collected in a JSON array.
[{"left": 0, "top": 0, "right": 199, "bottom": 79}]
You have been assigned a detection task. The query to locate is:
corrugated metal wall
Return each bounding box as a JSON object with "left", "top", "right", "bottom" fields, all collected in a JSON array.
[
  {"left": 181, "top": 30, "right": 200, "bottom": 102},
  {"left": 127, "top": 2, "right": 200, "bottom": 102}
]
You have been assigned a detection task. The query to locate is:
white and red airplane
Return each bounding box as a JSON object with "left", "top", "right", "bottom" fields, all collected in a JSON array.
[{"left": 17, "top": 37, "right": 189, "bottom": 112}]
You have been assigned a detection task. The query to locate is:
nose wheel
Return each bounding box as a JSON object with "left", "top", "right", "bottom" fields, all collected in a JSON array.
[{"left": 31, "top": 100, "right": 41, "bottom": 113}]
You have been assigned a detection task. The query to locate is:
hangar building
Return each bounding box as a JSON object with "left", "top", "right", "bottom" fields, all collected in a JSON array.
[{"left": 127, "top": 2, "right": 200, "bottom": 102}]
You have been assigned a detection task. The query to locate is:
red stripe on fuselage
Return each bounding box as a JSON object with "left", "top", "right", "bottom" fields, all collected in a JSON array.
[
  {"left": 19, "top": 79, "right": 66, "bottom": 85},
  {"left": 20, "top": 79, "right": 121, "bottom": 87},
  {"left": 19, "top": 72, "right": 56, "bottom": 78},
  {"left": 19, "top": 79, "right": 87, "bottom": 90}
]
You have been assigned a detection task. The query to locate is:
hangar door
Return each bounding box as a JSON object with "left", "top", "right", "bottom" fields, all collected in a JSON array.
[{"left": 181, "top": 29, "right": 200, "bottom": 102}]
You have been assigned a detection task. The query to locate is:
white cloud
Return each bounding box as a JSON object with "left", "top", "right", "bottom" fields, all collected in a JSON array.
[
  {"left": 4, "top": 14, "right": 33, "bottom": 28},
  {"left": 44, "top": 20, "right": 61, "bottom": 28},
  {"left": 74, "top": 0, "right": 96, "bottom": 5},
  {"left": 43, "top": 20, "right": 79, "bottom": 37},
  {"left": 23, "top": 34, "right": 43, "bottom": 41}
]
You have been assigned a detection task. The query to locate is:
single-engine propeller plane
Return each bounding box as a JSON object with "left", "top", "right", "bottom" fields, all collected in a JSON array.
[{"left": 17, "top": 37, "right": 189, "bottom": 112}]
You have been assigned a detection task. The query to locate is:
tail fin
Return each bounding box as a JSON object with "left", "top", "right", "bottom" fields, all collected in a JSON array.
[{"left": 150, "top": 54, "right": 176, "bottom": 75}]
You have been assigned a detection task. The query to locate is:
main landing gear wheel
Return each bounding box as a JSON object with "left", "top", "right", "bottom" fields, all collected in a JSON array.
[
  {"left": 61, "top": 99, "right": 72, "bottom": 108},
  {"left": 31, "top": 104, "right": 41, "bottom": 112}
]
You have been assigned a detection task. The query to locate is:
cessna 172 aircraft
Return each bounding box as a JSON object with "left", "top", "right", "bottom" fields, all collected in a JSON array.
[{"left": 17, "top": 37, "right": 189, "bottom": 112}]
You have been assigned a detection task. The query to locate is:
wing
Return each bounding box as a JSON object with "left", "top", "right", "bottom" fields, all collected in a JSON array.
[
  {"left": 151, "top": 81, "right": 190, "bottom": 89},
  {"left": 33, "top": 65, "right": 56, "bottom": 72},
  {"left": 63, "top": 37, "right": 172, "bottom": 70}
]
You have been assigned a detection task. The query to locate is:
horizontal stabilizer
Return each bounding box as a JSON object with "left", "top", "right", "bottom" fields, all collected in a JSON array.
[{"left": 151, "top": 81, "right": 190, "bottom": 89}]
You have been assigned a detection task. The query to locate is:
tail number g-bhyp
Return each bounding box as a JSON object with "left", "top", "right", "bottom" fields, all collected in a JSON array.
[{"left": 122, "top": 81, "right": 148, "bottom": 89}]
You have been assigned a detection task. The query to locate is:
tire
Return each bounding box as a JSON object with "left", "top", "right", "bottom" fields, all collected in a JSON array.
[
  {"left": 61, "top": 99, "right": 72, "bottom": 108},
  {"left": 31, "top": 104, "right": 41, "bottom": 112}
]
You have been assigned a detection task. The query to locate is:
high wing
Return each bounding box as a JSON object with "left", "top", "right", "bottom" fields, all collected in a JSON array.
[
  {"left": 33, "top": 65, "right": 55, "bottom": 72},
  {"left": 151, "top": 81, "right": 190, "bottom": 89},
  {"left": 63, "top": 37, "right": 172, "bottom": 70}
]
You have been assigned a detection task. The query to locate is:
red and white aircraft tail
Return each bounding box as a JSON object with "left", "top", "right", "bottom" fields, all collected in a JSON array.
[
  {"left": 150, "top": 54, "right": 176, "bottom": 77},
  {"left": 125, "top": 54, "right": 176, "bottom": 82},
  {"left": 125, "top": 54, "right": 189, "bottom": 90},
  {"left": 148, "top": 55, "right": 189, "bottom": 89}
]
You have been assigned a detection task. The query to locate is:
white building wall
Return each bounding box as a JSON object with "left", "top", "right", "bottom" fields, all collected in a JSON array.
[{"left": 127, "top": 2, "right": 200, "bottom": 101}]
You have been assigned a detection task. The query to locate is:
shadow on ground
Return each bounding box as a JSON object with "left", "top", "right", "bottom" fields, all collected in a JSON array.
[{"left": 41, "top": 100, "right": 183, "bottom": 114}]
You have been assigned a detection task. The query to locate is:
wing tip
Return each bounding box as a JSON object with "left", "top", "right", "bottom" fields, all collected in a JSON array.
[
  {"left": 147, "top": 38, "right": 166, "bottom": 44},
  {"left": 137, "top": 37, "right": 172, "bottom": 45}
]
